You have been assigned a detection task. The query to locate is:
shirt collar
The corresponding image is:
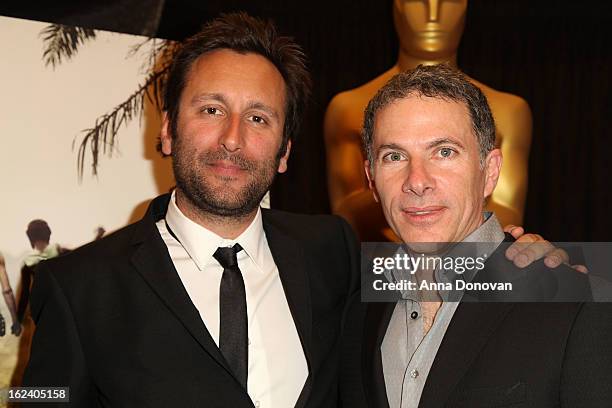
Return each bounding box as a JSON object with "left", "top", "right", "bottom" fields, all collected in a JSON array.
[
  {"left": 24, "top": 243, "right": 60, "bottom": 267},
  {"left": 434, "top": 212, "right": 506, "bottom": 291},
  {"left": 462, "top": 211, "right": 505, "bottom": 246},
  {"left": 386, "top": 212, "right": 506, "bottom": 301},
  {"left": 165, "top": 190, "right": 267, "bottom": 272}
]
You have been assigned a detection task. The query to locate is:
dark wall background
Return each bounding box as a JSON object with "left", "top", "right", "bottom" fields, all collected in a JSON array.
[
  {"left": 2, "top": 0, "right": 611, "bottom": 240},
  {"left": 458, "top": 2, "right": 612, "bottom": 241}
]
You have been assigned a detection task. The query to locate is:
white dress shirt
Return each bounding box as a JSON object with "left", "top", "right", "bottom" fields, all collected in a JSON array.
[{"left": 155, "top": 192, "right": 308, "bottom": 408}]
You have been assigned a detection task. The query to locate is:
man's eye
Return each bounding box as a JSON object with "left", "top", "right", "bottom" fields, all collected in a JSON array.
[
  {"left": 203, "top": 107, "right": 221, "bottom": 115},
  {"left": 439, "top": 148, "right": 455, "bottom": 158},
  {"left": 250, "top": 115, "right": 266, "bottom": 124},
  {"left": 387, "top": 152, "right": 403, "bottom": 161}
]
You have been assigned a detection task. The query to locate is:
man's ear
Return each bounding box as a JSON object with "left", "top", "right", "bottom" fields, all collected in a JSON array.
[
  {"left": 160, "top": 112, "right": 173, "bottom": 156},
  {"left": 277, "top": 139, "right": 292, "bottom": 173},
  {"left": 483, "top": 148, "right": 503, "bottom": 198},
  {"left": 364, "top": 160, "right": 379, "bottom": 203}
]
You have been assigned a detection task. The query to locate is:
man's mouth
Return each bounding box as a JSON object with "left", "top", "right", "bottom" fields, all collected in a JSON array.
[
  {"left": 201, "top": 149, "right": 255, "bottom": 172},
  {"left": 402, "top": 206, "right": 446, "bottom": 221},
  {"left": 404, "top": 206, "right": 445, "bottom": 213},
  {"left": 207, "top": 160, "right": 248, "bottom": 176},
  {"left": 209, "top": 160, "right": 243, "bottom": 169}
]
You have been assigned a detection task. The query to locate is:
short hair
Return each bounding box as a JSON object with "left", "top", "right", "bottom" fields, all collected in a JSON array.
[
  {"left": 163, "top": 12, "right": 312, "bottom": 158},
  {"left": 362, "top": 64, "right": 496, "bottom": 167},
  {"left": 26, "top": 219, "right": 51, "bottom": 248}
]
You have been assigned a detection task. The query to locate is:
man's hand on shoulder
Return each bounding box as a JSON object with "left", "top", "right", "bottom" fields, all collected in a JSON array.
[{"left": 503, "top": 225, "right": 588, "bottom": 273}]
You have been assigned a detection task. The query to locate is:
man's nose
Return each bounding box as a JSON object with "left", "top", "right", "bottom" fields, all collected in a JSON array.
[
  {"left": 219, "top": 116, "right": 242, "bottom": 152},
  {"left": 402, "top": 158, "right": 435, "bottom": 196},
  {"left": 426, "top": 0, "right": 440, "bottom": 22}
]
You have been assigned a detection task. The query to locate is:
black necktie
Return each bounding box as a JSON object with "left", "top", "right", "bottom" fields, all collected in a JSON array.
[{"left": 213, "top": 244, "right": 248, "bottom": 389}]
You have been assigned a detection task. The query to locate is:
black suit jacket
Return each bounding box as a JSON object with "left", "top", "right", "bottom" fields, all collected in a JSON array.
[
  {"left": 341, "top": 237, "right": 612, "bottom": 408},
  {"left": 23, "top": 194, "right": 359, "bottom": 407}
]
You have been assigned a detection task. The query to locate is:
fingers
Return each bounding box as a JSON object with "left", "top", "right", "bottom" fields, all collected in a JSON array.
[
  {"left": 542, "top": 248, "right": 570, "bottom": 268},
  {"left": 572, "top": 264, "right": 589, "bottom": 274},
  {"left": 505, "top": 233, "right": 557, "bottom": 268},
  {"left": 505, "top": 233, "right": 543, "bottom": 262},
  {"left": 503, "top": 224, "right": 524, "bottom": 239}
]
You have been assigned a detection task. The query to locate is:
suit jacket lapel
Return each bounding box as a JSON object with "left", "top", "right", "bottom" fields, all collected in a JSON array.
[
  {"left": 262, "top": 210, "right": 313, "bottom": 408},
  {"left": 419, "top": 302, "right": 514, "bottom": 408},
  {"left": 364, "top": 301, "right": 396, "bottom": 408},
  {"left": 419, "top": 235, "right": 516, "bottom": 407},
  {"left": 129, "top": 195, "right": 234, "bottom": 377}
]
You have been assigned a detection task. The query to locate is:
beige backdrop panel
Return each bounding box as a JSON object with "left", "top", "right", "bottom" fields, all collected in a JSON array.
[{"left": 0, "top": 16, "right": 174, "bottom": 392}]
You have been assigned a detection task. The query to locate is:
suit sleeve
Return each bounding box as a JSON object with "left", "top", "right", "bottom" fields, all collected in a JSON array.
[
  {"left": 22, "top": 262, "right": 94, "bottom": 407},
  {"left": 338, "top": 291, "right": 368, "bottom": 408},
  {"left": 337, "top": 216, "right": 360, "bottom": 301},
  {"left": 560, "top": 302, "right": 612, "bottom": 407},
  {"left": 336, "top": 217, "right": 368, "bottom": 408}
]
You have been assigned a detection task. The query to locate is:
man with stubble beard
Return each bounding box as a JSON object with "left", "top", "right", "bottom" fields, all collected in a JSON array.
[{"left": 22, "top": 13, "right": 359, "bottom": 408}]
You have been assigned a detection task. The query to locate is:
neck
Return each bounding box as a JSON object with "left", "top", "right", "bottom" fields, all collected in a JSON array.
[
  {"left": 397, "top": 49, "right": 458, "bottom": 72},
  {"left": 175, "top": 189, "right": 257, "bottom": 240},
  {"left": 34, "top": 242, "right": 49, "bottom": 252}
]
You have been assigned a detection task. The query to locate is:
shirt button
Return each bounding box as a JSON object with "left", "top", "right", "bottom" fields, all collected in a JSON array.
[
  {"left": 248, "top": 339, "right": 251, "bottom": 346},
  {"left": 410, "top": 369, "right": 419, "bottom": 379},
  {"left": 410, "top": 311, "right": 419, "bottom": 319},
  {"left": 255, "top": 401, "right": 260, "bottom": 408}
]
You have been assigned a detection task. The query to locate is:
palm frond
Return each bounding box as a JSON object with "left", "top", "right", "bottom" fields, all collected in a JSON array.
[
  {"left": 74, "top": 62, "right": 172, "bottom": 179},
  {"left": 129, "top": 38, "right": 177, "bottom": 79},
  {"left": 40, "top": 24, "right": 96, "bottom": 68},
  {"left": 39, "top": 25, "right": 179, "bottom": 178}
]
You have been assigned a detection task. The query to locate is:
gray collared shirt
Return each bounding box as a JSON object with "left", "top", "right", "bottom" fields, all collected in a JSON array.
[{"left": 381, "top": 213, "right": 505, "bottom": 408}]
